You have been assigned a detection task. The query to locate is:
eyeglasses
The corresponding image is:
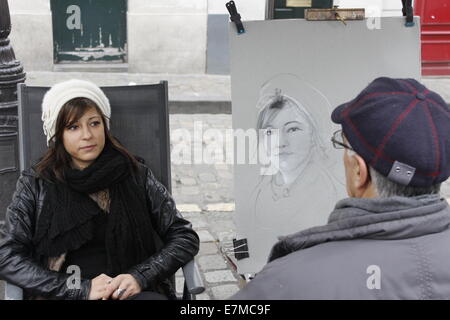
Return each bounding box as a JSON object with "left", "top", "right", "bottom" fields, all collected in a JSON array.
[{"left": 331, "top": 130, "right": 354, "bottom": 151}]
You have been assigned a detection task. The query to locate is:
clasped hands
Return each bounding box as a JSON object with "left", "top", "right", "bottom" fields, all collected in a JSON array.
[{"left": 88, "top": 273, "right": 141, "bottom": 300}]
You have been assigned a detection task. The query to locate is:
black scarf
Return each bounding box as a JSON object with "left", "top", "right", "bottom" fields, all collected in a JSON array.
[{"left": 33, "top": 142, "right": 159, "bottom": 277}]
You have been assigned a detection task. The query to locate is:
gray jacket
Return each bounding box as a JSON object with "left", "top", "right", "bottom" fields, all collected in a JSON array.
[{"left": 232, "top": 195, "right": 450, "bottom": 299}]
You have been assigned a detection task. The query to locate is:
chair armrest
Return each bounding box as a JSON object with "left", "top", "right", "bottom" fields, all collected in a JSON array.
[
  {"left": 4, "top": 261, "right": 205, "bottom": 300},
  {"left": 182, "top": 259, "right": 205, "bottom": 295},
  {"left": 5, "top": 282, "right": 23, "bottom": 300}
]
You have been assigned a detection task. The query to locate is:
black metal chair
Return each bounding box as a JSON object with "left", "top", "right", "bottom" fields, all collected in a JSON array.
[{"left": 4, "top": 81, "right": 204, "bottom": 300}]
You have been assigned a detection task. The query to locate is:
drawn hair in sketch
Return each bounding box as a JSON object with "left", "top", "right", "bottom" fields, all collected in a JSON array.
[
  {"left": 256, "top": 87, "right": 329, "bottom": 176},
  {"left": 246, "top": 74, "right": 347, "bottom": 236},
  {"left": 254, "top": 73, "right": 334, "bottom": 185}
]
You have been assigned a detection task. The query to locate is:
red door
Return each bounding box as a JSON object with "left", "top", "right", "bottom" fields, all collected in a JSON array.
[{"left": 415, "top": 0, "right": 450, "bottom": 76}]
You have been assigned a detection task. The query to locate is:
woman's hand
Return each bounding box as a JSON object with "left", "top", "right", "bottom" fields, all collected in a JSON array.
[
  {"left": 102, "top": 274, "right": 142, "bottom": 300},
  {"left": 88, "top": 273, "right": 113, "bottom": 300}
]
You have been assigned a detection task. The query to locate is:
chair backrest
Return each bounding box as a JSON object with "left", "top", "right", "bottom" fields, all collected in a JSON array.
[
  {"left": 5, "top": 82, "right": 205, "bottom": 300},
  {"left": 17, "top": 81, "right": 171, "bottom": 191}
]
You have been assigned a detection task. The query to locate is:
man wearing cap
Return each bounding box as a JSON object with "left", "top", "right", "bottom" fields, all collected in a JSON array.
[{"left": 231, "top": 77, "right": 450, "bottom": 299}]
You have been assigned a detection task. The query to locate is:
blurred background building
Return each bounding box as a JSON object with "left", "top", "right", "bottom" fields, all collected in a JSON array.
[{"left": 8, "top": 0, "right": 411, "bottom": 75}]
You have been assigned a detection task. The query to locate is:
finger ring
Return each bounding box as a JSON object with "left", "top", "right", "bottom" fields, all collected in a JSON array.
[{"left": 117, "top": 288, "right": 126, "bottom": 297}]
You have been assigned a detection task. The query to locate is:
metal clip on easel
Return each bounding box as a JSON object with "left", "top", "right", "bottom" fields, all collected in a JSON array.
[
  {"left": 221, "top": 238, "right": 250, "bottom": 260},
  {"left": 226, "top": 1, "right": 245, "bottom": 35},
  {"left": 402, "top": 0, "right": 414, "bottom": 27}
]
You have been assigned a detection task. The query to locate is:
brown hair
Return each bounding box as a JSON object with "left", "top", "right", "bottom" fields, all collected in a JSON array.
[{"left": 35, "top": 97, "right": 139, "bottom": 182}]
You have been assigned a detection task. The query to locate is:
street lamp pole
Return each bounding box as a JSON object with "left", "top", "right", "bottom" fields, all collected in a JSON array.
[{"left": 0, "top": 0, "right": 26, "bottom": 233}]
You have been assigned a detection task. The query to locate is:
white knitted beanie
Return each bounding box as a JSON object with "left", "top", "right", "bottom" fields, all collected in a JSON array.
[{"left": 41, "top": 79, "right": 111, "bottom": 146}]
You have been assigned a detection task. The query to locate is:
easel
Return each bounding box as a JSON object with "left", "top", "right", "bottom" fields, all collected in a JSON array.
[{"left": 226, "top": 0, "right": 421, "bottom": 280}]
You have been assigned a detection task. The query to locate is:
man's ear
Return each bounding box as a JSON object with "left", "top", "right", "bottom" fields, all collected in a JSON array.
[{"left": 354, "top": 154, "right": 370, "bottom": 189}]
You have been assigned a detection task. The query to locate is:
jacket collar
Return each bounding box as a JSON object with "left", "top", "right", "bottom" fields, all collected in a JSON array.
[{"left": 269, "top": 194, "right": 450, "bottom": 262}]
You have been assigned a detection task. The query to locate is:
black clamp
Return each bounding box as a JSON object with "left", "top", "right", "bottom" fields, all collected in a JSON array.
[
  {"left": 233, "top": 238, "right": 249, "bottom": 260},
  {"left": 402, "top": 0, "right": 414, "bottom": 27},
  {"left": 226, "top": 1, "right": 245, "bottom": 35}
]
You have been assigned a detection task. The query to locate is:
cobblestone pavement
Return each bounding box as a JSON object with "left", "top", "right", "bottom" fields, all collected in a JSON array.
[
  {"left": 26, "top": 72, "right": 231, "bottom": 103},
  {"left": 24, "top": 72, "right": 450, "bottom": 106},
  {"left": 170, "top": 114, "right": 241, "bottom": 300},
  {"left": 170, "top": 113, "right": 450, "bottom": 300}
]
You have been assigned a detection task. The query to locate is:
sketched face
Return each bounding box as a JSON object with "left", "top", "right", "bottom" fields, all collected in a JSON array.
[{"left": 260, "top": 101, "right": 313, "bottom": 173}]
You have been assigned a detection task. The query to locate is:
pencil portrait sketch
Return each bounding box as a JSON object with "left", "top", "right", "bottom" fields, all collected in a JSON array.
[
  {"left": 248, "top": 74, "right": 345, "bottom": 267},
  {"left": 229, "top": 18, "right": 421, "bottom": 274}
]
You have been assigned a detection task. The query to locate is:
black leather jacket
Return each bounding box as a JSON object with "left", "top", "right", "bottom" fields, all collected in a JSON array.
[{"left": 0, "top": 164, "right": 199, "bottom": 299}]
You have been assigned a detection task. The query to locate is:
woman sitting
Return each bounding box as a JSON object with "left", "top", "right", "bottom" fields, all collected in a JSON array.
[{"left": 0, "top": 79, "right": 199, "bottom": 300}]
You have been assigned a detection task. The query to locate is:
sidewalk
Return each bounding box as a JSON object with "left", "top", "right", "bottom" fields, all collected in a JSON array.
[
  {"left": 25, "top": 72, "right": 450, "bottom": 109},
  {"left": 26, "top": 72, "right": 231, "bottom": 114}
]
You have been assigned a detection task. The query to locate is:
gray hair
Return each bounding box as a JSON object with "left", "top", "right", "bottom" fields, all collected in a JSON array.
[
  {"left": 345, "top": 136, "right": 441, "bottom": 198},
  {"left": 369, "top": 166, "right": 441, "bottom": 198}
]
